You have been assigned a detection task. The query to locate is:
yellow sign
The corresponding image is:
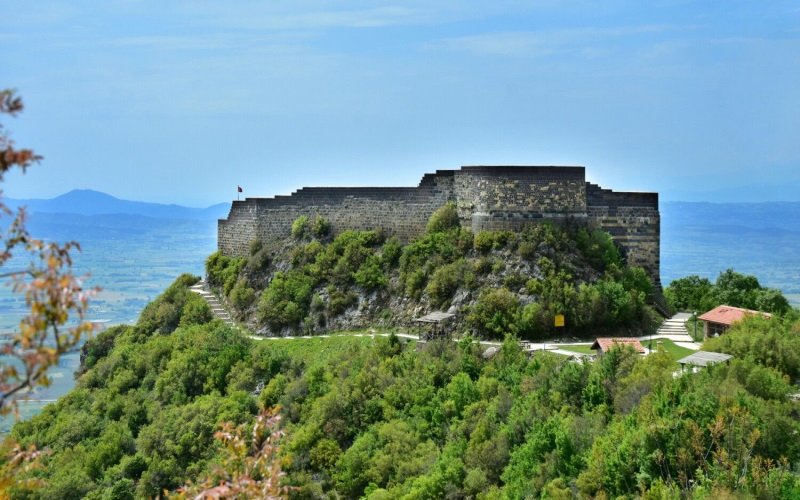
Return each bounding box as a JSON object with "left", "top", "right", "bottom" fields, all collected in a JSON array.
[{"left": 554, "top": 314, "right": 565, "bottom": 328}]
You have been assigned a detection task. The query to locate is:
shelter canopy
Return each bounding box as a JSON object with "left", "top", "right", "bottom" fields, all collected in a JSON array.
[
  {"left": 678, "top": 351, "right": 732, "bottom": 367},
  {"left": 414, "top": 312, "right": 455, "bottom": 323}
]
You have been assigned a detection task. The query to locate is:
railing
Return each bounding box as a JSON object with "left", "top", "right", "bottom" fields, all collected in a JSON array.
[{"left": 648, "top": 292, "right": 671, "bottom": 318}]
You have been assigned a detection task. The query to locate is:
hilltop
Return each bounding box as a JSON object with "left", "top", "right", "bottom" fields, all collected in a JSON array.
[{"left": 207, "top": 205, "right": 661, "bottom": 340}]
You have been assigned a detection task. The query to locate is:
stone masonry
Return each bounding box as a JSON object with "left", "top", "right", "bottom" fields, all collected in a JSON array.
[{"left": 218, "top": 166, "right": 660, "bottom": 287}]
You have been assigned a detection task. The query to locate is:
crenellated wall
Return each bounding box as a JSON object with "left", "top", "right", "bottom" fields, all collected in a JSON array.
[
  {"left": 219, "top": 166, "right": 661, "bottom": 286},
  {"left": 218, "top": 172, "right": 456, "bottom": 256}
]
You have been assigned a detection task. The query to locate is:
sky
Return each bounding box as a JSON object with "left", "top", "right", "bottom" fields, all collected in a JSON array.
[{"left": 3, "top": 1, "right": 800, "bottom": 206}]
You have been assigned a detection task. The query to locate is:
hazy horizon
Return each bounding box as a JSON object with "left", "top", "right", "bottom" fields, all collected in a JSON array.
[{"left": 9, "top": 180, "right": 800, "bottom": 210}]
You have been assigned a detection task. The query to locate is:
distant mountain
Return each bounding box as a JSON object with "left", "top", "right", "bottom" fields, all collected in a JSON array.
[{"left": 5, "top": 189, "right": 230, "bottom": 221}]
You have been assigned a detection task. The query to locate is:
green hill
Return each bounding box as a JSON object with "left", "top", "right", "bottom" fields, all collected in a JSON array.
[{"left": 6, "top": 274, "right": 800, "bottom": 498}]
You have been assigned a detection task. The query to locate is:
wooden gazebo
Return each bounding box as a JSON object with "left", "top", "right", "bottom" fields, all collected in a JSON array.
[{"left": 413, "top": 311, "right": 455, "bottom": 341}]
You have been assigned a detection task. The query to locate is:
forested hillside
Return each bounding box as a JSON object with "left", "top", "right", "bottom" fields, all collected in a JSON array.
[
  {"left": 5, "top": 206, "right": 800, "bottom": 498},
  {"left": 207, "top": 204, "right": 660, "bottom": 339},
  {"left": 6, "top": 274, "right": 800, "bottom": 498}
]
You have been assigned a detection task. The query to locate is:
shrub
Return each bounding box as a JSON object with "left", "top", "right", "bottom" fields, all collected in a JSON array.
[
  {"left": 491, "top": 231, "right": 515, "bottom": 250},
  {"left": 206, "top": 252, "right": 245, "bottom": 295},
  {"left": 426, "top": 260, "right": 466, "bottom": 306},
  {"left": 229, "top": 278, "right": 256, "bottom": 312},
  {"left": 400, "top": 232, "right": 464, "bottom": 279},
  {"left": 310, "top": 294, "right": 324, "bottom": 312},
  {"left": 80, "top": 326, "right": 126, "bottom": 372},
  {"left": 503, "top": 273, "right": 526, "bottom": 290},
  {"left": 354, "top": 255, "right": 388, "bottom": 290},
  {"left": 525, "top": 278, "right": 542, "bottom": 295},
  {"left": 491, "top": 259, "right": 506, "bottom": 274},
  {"left": 405, "top": 268, "right": 427, "bottom": 298},
  {"left": 316, "top": 230, "right": 382, "bottom": 285},
  {"left": 594, "top": 279, "right": 639, "bottom": 326},
  {"left": 467, "top": 288, "right": 520, "bottom": 338},
  {"left": 328, "top": 288, "right": 358, "bottom": 316},
  {"left": 137, "top": 274, "right": 204, "bottom": 334},
  {"left": 381, "top": 237, "right": 402, "bottom": 268},
  {"left": 291, "top": 241, "right": 323, "bottom": 267},
  {"left": 246, "top": 248, "right": 271, "bottom": 274},
  {"left": 291, "top": 215, "right": 309, "bottom": 239},
  {"left": 622, "top": 266, "right": 653, "bottom": 296},
  {"left": 474, "top": 231, "right": 494, "bottom": 253},
  {"left": 179, "top": 294, "right": 214, "bottom": 327},
  {"left": 426, "top": 203, "right": 460, "bottom": 233},
  {"left": 517, "top": 302, "right": 547, "bottom": 339},
  {"left": 474, "top": 258, "right": 492, "bottom": 275},
  {"left": 256, "top": 271, "right": 315, "bottom": 329},
  {"left": 312, "top": 216, "right": 331, "bottom": 237},
  {"left": 249, "top": 239, "right": 263, "bottom": 256},
  {"left": 518, "top": 241, "right": 537, "bottom": 260},
  {"left": 575, "top": 228, "right": 621, "bottom": 272}
]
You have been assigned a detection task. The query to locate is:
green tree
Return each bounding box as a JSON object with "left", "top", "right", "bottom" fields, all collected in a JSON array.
[
  {"left": 711, "top": 269, "right": 790, "bottom": 314},
  {"left": 664, "top": 274, "right": 713, "bottom": 311},
  {"left": 467, "top": 288, "right": 520, "bottom": 338}
]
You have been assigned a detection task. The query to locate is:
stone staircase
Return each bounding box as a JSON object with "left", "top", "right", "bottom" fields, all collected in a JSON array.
[
  {"left": 189, "top": 280, "right": 236, "bottom": 327},
  {"left": 655, "top": 312, "right": 694, "bottom": 341}
]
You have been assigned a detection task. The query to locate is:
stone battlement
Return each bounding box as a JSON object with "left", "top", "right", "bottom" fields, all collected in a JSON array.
[{"left": 218, "top": 166, "right": 660, "bottom": 286}]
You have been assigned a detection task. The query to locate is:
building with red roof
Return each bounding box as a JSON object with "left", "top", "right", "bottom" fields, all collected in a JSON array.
[
  {"left": 590, "top": 338, "right": 646, "bottom": 356},
  {"left": 697, "top": 305, "right": 771, "bottom": 338}
]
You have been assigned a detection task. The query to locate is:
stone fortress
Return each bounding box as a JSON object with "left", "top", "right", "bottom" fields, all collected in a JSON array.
[{"left": 218, "top": 166, "right": 661, "bottom": 288}]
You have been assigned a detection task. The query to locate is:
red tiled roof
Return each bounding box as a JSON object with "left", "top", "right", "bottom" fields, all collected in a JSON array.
[
  {"left": 698, "top": 305, "right": 771, "bottom": 326},
  {"left": 590, "top": 337, "right": 646, "bottom": 354}
]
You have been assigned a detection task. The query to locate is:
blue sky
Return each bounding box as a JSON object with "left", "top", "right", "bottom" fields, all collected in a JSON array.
[{"left": 4, "top": 1, "right": 799, "bottom": 205}]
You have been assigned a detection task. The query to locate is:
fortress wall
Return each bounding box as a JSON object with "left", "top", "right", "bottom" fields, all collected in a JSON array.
[
  {"left": 586, "top": 183, "right": 660, "bottom": 287},
  {"left": 218, "top": 167, "right": 661, "bottom": 287},
  {"left": 218, "top": 199, "right": 261, "bottom": 256},
  {"left": 218, "top": 174, "right": 455, "bottom": 256}
]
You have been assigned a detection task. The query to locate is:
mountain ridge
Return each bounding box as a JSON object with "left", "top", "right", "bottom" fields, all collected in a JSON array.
[{"left": 5, "top": 189, "right": 230, "bottom": 221}]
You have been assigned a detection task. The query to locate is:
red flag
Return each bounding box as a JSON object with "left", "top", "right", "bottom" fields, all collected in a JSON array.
[{"left": 237, "top": 185, "right": 243, "bottom": 193}]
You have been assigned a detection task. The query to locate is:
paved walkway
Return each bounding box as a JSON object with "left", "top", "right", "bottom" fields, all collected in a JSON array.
[{"left": 190, "top": 281, "right": 703, "bottom": 356}]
